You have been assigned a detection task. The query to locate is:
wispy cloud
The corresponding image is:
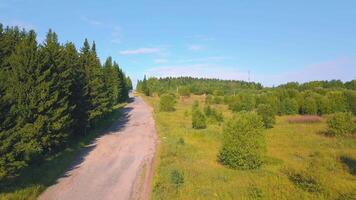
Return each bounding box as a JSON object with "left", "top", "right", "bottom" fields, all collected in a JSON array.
[
  {"left": 188, "top": 44, "right": 204, "bottom": 51},
  {"left": 120, "top": 47, "right": 161, "bottom": 55}
]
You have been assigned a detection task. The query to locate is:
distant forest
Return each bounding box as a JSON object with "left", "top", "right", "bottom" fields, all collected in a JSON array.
[
  {"left": 0, "top": 24, "right": 132, "bottom": 180},
  {"left": 137, "top": 76, "right": 356, "bottom": 116}
]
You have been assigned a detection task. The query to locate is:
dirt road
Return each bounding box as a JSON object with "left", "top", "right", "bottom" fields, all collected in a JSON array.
[{"left": 39, "top": 96, "right": 158, "bottom": 200}]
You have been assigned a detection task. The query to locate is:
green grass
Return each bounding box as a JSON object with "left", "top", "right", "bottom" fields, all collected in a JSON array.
[
  {"left": 0, "top": 103, "right": 126, "bottom": 200},
  {"left": 142, "top": 95, "right": 356, "bottom": 200}
]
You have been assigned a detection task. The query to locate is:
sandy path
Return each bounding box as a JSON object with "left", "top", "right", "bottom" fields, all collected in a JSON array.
[{"left": 39, "top": 96, "right": 157, "bottom": 200}]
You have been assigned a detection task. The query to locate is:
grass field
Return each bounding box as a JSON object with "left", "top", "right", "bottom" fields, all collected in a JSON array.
[
  {"left": 0, "top": 103, "right": 126, "bottom": 200},
  {"left": 141, "top": 94, "right": 356, "bottom": 200}
]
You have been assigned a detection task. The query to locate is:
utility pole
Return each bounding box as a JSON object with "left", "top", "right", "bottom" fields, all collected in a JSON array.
[{"left": 248, "top": 70, "right": 250, "bottom": 82}]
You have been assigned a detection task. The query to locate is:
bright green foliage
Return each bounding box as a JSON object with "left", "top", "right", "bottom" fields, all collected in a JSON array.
[
  {"left": 327, "top": 91, "right": 348, "bottom": 113},
  {"left": 159, "top": 93, "right": 176, "bottom": 112},
  {"left": 178, "top": 86, "right": 190, "bottom": 97},
  {"left": 0, "top": 24, "right": 130, "bottom": 180},
  {"left": 327, "top": 112, "right": 354, "bottom": 136},
  {"left": 103, "top": 57, "right": 120, "bottom": 111},
  {"left": 204, "top": 105, "right": 223, "bottom": 122},
  {"left": 230, "top": 94, "right": 255, "bottom": 112},
  {"left": 192, "top": 105, "right": 207, "bottom": 129},
  {"left": 257, "top": 104, "right": 276, "bottom": 128},
  {"left": 302, "top": 97, "right": 317, "bottom": 115},
  {"left": 282, "top": 98, "right": 298, "bottom": 115},
  {"left": 344, "top": 90, "right": 356, "bottom": 115},
  {"left": 219, "top": 111, "right": 266, "bottom": 169}
]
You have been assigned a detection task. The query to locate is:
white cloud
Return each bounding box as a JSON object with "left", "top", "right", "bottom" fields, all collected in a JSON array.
[
  {"left": 120, "top": 48, "right": 161, "bottom": 55},
  {"left": 188, "top": 44, "right": 204, "bottom": 51}
]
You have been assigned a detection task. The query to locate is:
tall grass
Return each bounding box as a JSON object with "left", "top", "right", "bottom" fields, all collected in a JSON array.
[{"left": 142, "top": 95, "right": 356, "bottom": 200}]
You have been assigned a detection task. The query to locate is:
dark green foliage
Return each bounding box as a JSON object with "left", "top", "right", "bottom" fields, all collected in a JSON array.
[
  {"left": 137, "top": 75, "right": 150, "bottom": 96},
  {"left": 159, "top": 93, "right": 176, "bottom": 112},
  {"left": 218, "top": 112, "right": 266, "bottom": 169},
  {"left": 256, "top": 104, "right": 276, "bottom": 128},
  {"left": 192, "top": 106, "right": 207, "bottom": 129},
  {"left": 170, "top": 170, "right": 184, "bottom": 190},
  {"left": 326, "top": 112, "right": 354, "bottom": 136},
  {"left": 285, "top": 169, "right": 323, "bottom": 193},
  {"left": 0, "top": 24, "right": 130, "bottom": 180},
  {"left": 126, "top": 76, "right": 133, "bottom": 90}
]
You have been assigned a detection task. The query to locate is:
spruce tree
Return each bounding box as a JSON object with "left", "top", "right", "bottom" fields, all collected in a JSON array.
[
  {"left": 103, "top": 56, "right": 119, "bottom": 110},
  {"left": 80, "top": 40, "right": 109, "bottom": 126},
  {"left": 62, "top": 42, "right": 89, "bottom": 136},
  {"left": 2, "top": 30, "right": 41, "bottom": 179}
]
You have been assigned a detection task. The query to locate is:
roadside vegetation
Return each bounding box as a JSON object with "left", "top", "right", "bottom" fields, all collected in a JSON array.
[
  {"left": 138, "top": 76, "right": 356, "bottom": 199},
  {"left": 0, "top": 24, "right": 131, "bottom": 198}
]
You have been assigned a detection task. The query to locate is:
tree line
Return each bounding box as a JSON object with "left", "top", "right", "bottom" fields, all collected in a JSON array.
[
  {"left": 0, "top": 24, "right": 132, "bottom": 180},
  {"left": 137, "top": 76, "right": 356, "bottom": 116}
]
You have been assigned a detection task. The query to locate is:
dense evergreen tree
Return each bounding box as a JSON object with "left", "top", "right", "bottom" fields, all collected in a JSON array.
[{"left": 0, "top": 24, "right": 130, "bottom": 180}]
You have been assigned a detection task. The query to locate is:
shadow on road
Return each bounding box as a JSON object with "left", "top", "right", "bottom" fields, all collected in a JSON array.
[{"left": 0, "top": 99, "right": 134, "bottom": 195}]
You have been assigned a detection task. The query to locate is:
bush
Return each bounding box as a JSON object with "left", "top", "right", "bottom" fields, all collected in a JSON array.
[
  {"left": 204, "top": 105, "right": 224, "bottom": 123},
  {"left": 178, "top": 86, "right": 190, "bottom": 97},
  {"left": 170, "top": 169, "right": 184, "bottom": 190},
  {"left": 192, "top": 109, "right": 206, "bottom": 129},
  {"left": 218, "top": 111, "right": 266, "bottom": 169},
  {"left": 159, "top": 93, "right": 176, "bottom": 112},
  {"left": 256, "top": 104, "right": 276, "bottom": 128},
  {"left": 285, "top": 168, "right": 323, "bottom": 193},
  {"left": 326, "top": 112, "right": 354, "bottom": 136}
]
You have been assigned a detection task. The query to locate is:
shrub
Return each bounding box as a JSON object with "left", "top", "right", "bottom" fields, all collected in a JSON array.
[
  {"left": 256, "top": 104, "right": 276, "bottom": 128},
  {"left": 218, "top": 111, "right": 266, "bottom": 169},
  {"left": 159, "top": 93, "right": 176, "bottom": 112},
  {"left": 204, "top": 105, "right": 224, "bottom": 123},
  {"left": 205, "top": 94, "right": 213, "bottom": 104},
  {"left": 326, "top": 112, "right": 354, "bottom": 136},
  {"left": 192, "top": 109, "right": 207, "bottom": 129},
  {"left": 178, "top": 86, "right": 190, "bottom": 97},
  {"left": 285, "top": 168, "right": 323, "bottom": 193},
  {"left": 170, "top": 170, "right": 184, "bottom": 190}
]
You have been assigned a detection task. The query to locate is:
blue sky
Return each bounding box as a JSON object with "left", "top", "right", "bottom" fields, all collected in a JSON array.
[{"left": 1, "top": 0, "right": 355, "bottom": 86}]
